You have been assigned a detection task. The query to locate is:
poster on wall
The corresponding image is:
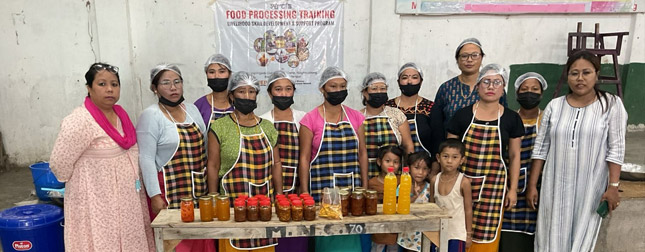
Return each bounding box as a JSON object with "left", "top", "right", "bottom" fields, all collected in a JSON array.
[
  {"left": 212, "top": 0, "right": 343, "bottom": 94},
  {"left": 396, "top": 0, "right": 638, "bottom": 14}
]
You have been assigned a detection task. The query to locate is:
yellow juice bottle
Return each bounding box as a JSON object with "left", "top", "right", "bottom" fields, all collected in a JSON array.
[
  {"left": 383, "top": 167, "right": 398, "bottom": 214},
  {"left": 397, "top": 166, "right": 411, "bottom": 214}
]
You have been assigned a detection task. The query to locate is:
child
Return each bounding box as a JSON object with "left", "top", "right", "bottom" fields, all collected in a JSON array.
[
  {"left": 397, "top": 151, "right": 433, "bottom": 251},
  {"left": 368, "top": 145, "right": 404, "bottom": 252},
  {"left": 431, "top": 139, "right": 473, "bottom": 252}
]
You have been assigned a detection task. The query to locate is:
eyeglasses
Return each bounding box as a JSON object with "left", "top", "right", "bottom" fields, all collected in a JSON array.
[
  {"left": 93, "top": 64, "right": 119, "bottom": 74},
  {"left": 159, "top": 79, "right": 183, "bottom": 87},
  {"left": 480, "top": 79, "right": 504, "bottom": 88},
  {"left": 459, "top": 52, "right": 481, "bottom": 61}
]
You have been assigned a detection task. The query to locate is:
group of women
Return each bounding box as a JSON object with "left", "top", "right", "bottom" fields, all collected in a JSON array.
[{"left": 50, "top": 36, "right": 627, "bottom": 252}]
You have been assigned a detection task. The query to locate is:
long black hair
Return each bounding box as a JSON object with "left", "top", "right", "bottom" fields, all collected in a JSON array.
[{"left": 565, "top": 50, "right": 615, "bottom": 113}]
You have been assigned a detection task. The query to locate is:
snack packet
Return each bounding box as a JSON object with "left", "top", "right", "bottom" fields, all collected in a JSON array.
[{"left": 319, "top": 187, "right": 343, "bottom": 220}]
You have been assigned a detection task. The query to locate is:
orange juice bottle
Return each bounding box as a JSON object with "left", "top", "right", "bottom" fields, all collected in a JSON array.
[
  {"left": 397, "top": 166, "right": 411, "bottom": 214},
  {"left": 383, "top": 167, "right": 397, "bottom": 214}
]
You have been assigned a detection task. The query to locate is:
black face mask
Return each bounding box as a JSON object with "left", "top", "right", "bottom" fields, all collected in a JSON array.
[
  {"left": 159, "top": 95, "right": 184, "bottom": 107},
  {"left": 207, "top": 78, "right": 229, "bottom": 92},
  {"left": 367, "top": 93, "right": 388, "bottom": 108},
  {"left": 516, "top": 92, "right": 542, "bottom": 109},
  {"left": 400, "top": 84, "right": 421, "bottom": 97},
  {"left": 234, "top": 98, "right": 257, "bottom": 115},
  {"left": 325, "top": 90, "right": 348, "bottom": 106},
  {"left": 272, "top": 96, "right": 294, "bottom": 111}
]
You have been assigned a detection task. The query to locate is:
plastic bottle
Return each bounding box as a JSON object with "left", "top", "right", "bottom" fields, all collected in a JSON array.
[
  {"left": 397, "top": 166, "right": 412, "bottom": 214},
  {"left": 383, "top": 167, "right": 398, "bottom": 214}
]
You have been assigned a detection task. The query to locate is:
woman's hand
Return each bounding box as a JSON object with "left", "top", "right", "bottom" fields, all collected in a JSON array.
[
  {"left": 526, "top": 185, "right": 539, "bottom": 210},
  {"left": 466, "top": 236, "right": 472, "bottom": 249},
  {"left": 505, "top": 189, "right": 517, "bottom": 210},
  {"left": 602, "top": 186, "right": 620, "bottom": 213},
  {"left": 150, "top": 195, "right": 167, "bottom": 215}
]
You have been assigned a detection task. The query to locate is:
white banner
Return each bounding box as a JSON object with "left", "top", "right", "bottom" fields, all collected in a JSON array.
[{"left": 212, "top": 0, "right": 343, "bottom": 94}]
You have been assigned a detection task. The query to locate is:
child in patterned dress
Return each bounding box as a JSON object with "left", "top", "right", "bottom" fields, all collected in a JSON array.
[{"left": 397, "top": 151, "right": 432, "bottom": 251}]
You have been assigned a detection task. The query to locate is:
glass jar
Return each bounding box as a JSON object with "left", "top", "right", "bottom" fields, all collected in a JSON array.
[
  {"left": 351, "top": 191, "right": 365, "bottom": 216},
  {"left": 291, "top": 200, "right": 303, "bottom": 221},
  {"left": 339, "top": 190, "right": 350, "bottom": 216},
  {"left": 199, "top": 196, "right": 213, "bottom": 222},
  {"left": 208, "top": 193, "right": 219, "bottom": 220},
  {"left": 234, "top": 200, "right": 247, "bottom": 222},
  {"left": 365, "top": 190, "right": 378, "bottom": 215},
  {"left": 304, "top": 199, "right": 316, "bottom": 221},
  {"left": 259, "top": 200, "right": 272, "bottom": 221},
  {"left": 216, "top": 195, "right": 230, "bottom": 221},
  {"left": 277, "top": 200, "right": 291, "bottom": 222},
  {"left": 180, "top": 197, "right": 194, "bottom": 222},
  {"left": 247, "top": 199, "right": 259, "bottom": 222}
]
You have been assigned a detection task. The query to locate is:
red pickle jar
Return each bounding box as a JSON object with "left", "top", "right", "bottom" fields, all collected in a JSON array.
[
  {"left": 259, "top": 200, "right": 272, "bottom": 221},
  {"left": 304, "top": 199, "right": 316, "bottom": 221},
  {"left": 291, "top": 200, "right": 304, "bottom": 221},
  {"left": 247, "top": 199, "right": 259, "bottom": 221},
  {"left": 234, "top": 200, "right": 247, "bottom": 222},
  {"left": 278, "top": 200, "right": 291, "bottom": 222}
]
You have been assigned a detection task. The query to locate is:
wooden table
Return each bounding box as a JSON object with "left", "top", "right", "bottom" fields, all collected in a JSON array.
[{"left": 151, "top": 203, "right": 451, "bottom": 252}]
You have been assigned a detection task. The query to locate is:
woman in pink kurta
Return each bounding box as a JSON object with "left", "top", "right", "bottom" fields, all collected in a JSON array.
[{"left": 50, "top": 63, "right": 155, "bottom": 252}]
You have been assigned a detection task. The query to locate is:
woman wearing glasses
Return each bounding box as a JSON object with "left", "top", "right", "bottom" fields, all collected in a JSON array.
[
  {"left": 136, "top": 64, "right": 214, "bottom": 251},
  {"left": 50, "top": 63, "right": 154, "bottom": 251},
  {"left": 446, "top": 64, "right": 523, "bottom": 252}
]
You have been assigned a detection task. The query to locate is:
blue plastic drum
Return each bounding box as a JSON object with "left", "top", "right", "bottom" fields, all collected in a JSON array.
[{"left": 0, "top": 204, "right": 64, "bottom": 252}]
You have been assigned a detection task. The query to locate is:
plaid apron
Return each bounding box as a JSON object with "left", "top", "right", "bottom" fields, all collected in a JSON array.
[
  {"left": 274, "top": 114, "right": 299, "bottom": 193},
  {"left": 310, "top": 106, "right": 361, "bottom": 202},
  {"left": 221, "top": 115, "right": 277, "bottom": 249},
  {"left": 397, "top": 99, "right": 430, "bottom": 154},
  {"left": 461, "top": 104, "right": 507, "bottom": 243},
  {"left": 207, "top": 95, "right": 233, "bottom": 129},
  {"left": 363, "top": 114, "right": 399, "bottom": 178},
  {"left": 502, "top": 115, "right": 539, "bottom": 234}
]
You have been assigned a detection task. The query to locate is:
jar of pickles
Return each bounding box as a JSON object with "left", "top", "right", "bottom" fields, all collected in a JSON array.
[
  {"left": 291, "top": 200, "right": 303, "bottom": 221},
  {"left": 234, "top": 199, "right": 247, "bottom": 222},
  {"left": 339, "top": 190, "right": 350, "bottom": 216},
  {"left": 351, "top": 191, "right": 364, "bottom": 216},
  {"left": 277, "top": 200, "right": 291, "bottom": 222},
  {"left": 180, "top": 197, "right": 194, "bottom": 222},
  {"left": 199, "top": 196, "right": 213, "bottom": 222},
  {"left": 216, "top": 195, "right": 230, "bottom": 221},
  {"left": 208, "top": 193, "right": 219, "bottom": 220},
  {"left": 304, "top": 199, "right": 316, "bottom": 221},
  {"left": 365, "top": 190, "right": 378, "bottom": 215},
  {"left": 259, "top": 200, "right": 272, "bottom": 221},
  {"left": 247, "top": 199, "right": 259, "bottom": 222}
]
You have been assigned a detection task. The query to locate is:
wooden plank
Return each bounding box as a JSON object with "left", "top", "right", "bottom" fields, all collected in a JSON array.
[
  {"left": 621, "top": 180, "right": 645, "bottom": 198},
  {"left": 154, "top": 228, "right": 164, "bottom": 252}
]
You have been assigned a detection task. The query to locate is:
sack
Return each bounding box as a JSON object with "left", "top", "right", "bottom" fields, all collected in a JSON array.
[{"left": 319, "top": 187, "right": 343, "bottom": 220}]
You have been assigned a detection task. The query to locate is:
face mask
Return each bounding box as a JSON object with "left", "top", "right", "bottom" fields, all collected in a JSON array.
[
  {"left": 367, "top": 93, "right": 388, "bottom": 108},
  {"left": 325, "top": 89, "right": 348, "bottom": 106},
  {"left": 272, "top": 96, "right": 294, "bottom": 111},
  {"left": 159, "top": 95, "right": 184, "bottom": 107},
  {"left": 516, "top": 92, "right": 542, "bottom": 109},
  {"left": 400, "top": 84, "right": 421, "bottom": 97},
  {"left": 234, "top": 98, "right": 257, "bottom": 115},
  {"left": 207, "top": 78, "right": 229, "bottom": 92}
]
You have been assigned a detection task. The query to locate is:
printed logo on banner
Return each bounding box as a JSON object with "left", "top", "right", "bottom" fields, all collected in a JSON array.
[
  {"left": 212, "top": 0, "right": 344, "bottom": 94},
  {"left": 12, "top": 241, "right": 33, "bottom": 251}
]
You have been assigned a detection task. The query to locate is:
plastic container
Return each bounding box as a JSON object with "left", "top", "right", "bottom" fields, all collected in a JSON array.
[
  {"left": 397, "top": 166, "right": 411, "bottom": 214},
  {"left": 29, "top": 162, "right": 65, "bottom": 201},
  {"left": 0, "top": 204, "right": 64, "bottom": 252},
  {"left": 383, "top": 167, "right": 398, "bottom": 214}
]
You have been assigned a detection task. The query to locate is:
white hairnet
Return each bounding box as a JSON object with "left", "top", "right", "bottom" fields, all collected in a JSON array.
[
  {"left": 268, "top": 70, "right": 294, "bottom": 86},
  {"left": 228, "top": 71, "right": 259, "bottom": 92},
  {"left": 456, "top": 37, "right": 482, "bottom": 56},
  {"left": 150, "top": 63, "right": 182, "bottom": 84},
  {"left": 204, "top": 54, "right": 231, "bottom": 73},
  {"left": 477, "top": 64, "right": 509, "bottom": 86},
  {"left": 397, "top": 62, "right": 424, "bottom": 80},
  {"left": 319, "top": 66, "right": 347, "bottom": 88},
  {"left": 514, "top": 72, "right": 548, "bottom": 91},
  {"left": 362, "top": 72, "right": 387, "bottom": 90}
]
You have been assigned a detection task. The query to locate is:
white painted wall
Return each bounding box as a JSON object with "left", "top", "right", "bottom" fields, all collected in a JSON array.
[{"left": 1, "top": 0, "right": 644, "bottom": 165}]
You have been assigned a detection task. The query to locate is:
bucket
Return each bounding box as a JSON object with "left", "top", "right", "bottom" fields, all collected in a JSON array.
[
  {"left": 0, "top": 204, "right": 64, "bottom": 252},
  {"left": 29, "top": 162, "right": 64, "bottom": 201}
]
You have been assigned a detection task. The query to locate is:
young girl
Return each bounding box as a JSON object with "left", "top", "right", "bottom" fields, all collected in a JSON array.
[
  {"left": 368, "top": 145, "right": 404, "bottom": 252},
  {"left": 430, "top": 139, "right": 473, "bottom": 252},
  {"left": 397, "top": 151, "right": 432, "bottom": 251}
]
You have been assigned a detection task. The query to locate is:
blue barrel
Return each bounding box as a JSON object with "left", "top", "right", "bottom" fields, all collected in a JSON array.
[
  {"left": 29, "top": 162, "right": 64, "bottom": 201},
  {"left": 0, "top": 204, "right": 64, "bottom": 252}
]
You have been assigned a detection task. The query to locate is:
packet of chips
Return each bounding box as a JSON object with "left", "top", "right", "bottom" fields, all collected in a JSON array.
[{"left": 319, "top": 187, "right": 343, "bottom": 220}]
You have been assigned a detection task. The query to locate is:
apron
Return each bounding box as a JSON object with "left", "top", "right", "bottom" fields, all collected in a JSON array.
[
  {"left": 158, "top": 106, "right": 207, "bottom": 209},
  {"left": 309, "top": 105, "right": 361, "bottom": 202},
  {"left": 220, "top": 114, "right": 277, "bottom": 249},
  {"left": 273, "top": 109, "right": 299, "bottom": 193},
  {"left": 460, "top": 103, "right": 507, "bottom": 243},
  {"left": 396, "top": 98, "right": 429, "bottom": 154},
  {"left": 502, "top": 111, "right": 540, "bottom": 235},
  {"left": 208, "top": 94, "right": 233, "bottom": 129},
  {"left": 363, "top": 110, "right": 400, "bottom": 178}
]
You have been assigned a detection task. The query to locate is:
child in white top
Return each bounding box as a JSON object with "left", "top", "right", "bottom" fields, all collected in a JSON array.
[{"left": 397, "top": 151, "right": 433, "bottom": 251}]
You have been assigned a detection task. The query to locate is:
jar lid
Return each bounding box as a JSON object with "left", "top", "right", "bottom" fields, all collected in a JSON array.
[
  {"left": 352, "top": 191, "right": 364, "bottom": 195},
  {"left": 260, "top": 200, "right": 271, "bottom": 206},
  {"left": 238, "top": 194, "right": 249, "bottom": 200},
  {"left": 181, "top": 197, "right": 193, "bottom": 201},
  {"left": 338, "top": 190, "right": 349, "bottom": 196},
  {"left": 366, "top": 190, "right": 377, "bottom": 195},
  {"left": 304, "top": 199, "right": 315, "bottom": 206},
  {"left": 200, "top": 196, "right": 212, "bottom": 200},
  {"left": 292, "top": 200, "right": 302, "bottom": 206},
  {"left": 279, "top": 200, "right": 290, "bottom": 207},
  {"left": 247, "top": 199, "right": 258, "bottom": 206},
  {"left": 0, "top": 204, "right": 63, "bottom": 229},
  {"left": 217, "top": 195, "right": 229, "bottom": 200},
  {"left": 234, "top": 200, "right": 246, "bottom": 207}
]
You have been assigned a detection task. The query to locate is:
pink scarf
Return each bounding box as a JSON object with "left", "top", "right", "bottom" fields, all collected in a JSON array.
[{"left": 84, "top": 96, "right": 137, "bottom": 149}]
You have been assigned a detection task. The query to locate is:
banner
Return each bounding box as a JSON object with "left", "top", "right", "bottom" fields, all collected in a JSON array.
[
  {"left": 396, "top": 0, "right": 638, "bottom": 14},
  {"left": 213, "top": 0, "right": 343, "bottom": 94}
]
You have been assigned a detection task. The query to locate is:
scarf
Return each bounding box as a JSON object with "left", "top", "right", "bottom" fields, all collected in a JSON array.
[{"left": 84, "top": 96, "right": 137, "bottom": 149}]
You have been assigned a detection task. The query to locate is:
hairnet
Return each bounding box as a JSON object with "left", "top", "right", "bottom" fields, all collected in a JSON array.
[
  {"left": 319, "top": 66, "right": 347, "bottom": 88},
  {"left": 150, "top": 63, "right": 182, "bottom": 84},
  {"left": 514, "top": 72, "right": 548, "bottom": 91},
  {"left": 477, "top": 63, "right": 509, "bottom": 86},
  {"left": 268, "top": 70, "right": 294, "bottom": 86},
  {"left": 204, "top": 54, "right": 231, "bottom": 73},
  {"left": 228, "top": 71, "right": 259, "bottom": 92},
  {"left": 361, "top": 72, "right": 387, "bottom": 90},
  {"left": 397, "top": 62, "right": 424, "bottom": 80},
  {"left": 455, "top": 37, "right": 483, "bottom": 56}
]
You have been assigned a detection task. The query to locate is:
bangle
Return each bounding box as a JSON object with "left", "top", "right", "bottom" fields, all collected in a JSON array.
[{"left": 609, "top": 182, "right": 620, "bottom": 187}]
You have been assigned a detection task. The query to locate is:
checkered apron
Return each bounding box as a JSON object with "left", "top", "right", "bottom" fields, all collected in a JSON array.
[
  {"left": 364, "top": 114, "right": 399, "bottom": 178},
  {"left": 309, "top": 106, "right": 361, "bottom": 202},
  {"left": 460, "top": 104, "right": 507, "bottom": 243},
  {"left": 397, "top": 99, "right": 430, "bottom": 154},
  {"left": 502, "top": 117, "right": 539, "bottom": 234},
  {"left": 207, "top": 95, "right": 232, "bottom": 129},
  {"left": 221, "top": 116, "right": 277, "bottom": 249},
  {"left": 274, "top": 118, "right": 299, "bottom": 193}
]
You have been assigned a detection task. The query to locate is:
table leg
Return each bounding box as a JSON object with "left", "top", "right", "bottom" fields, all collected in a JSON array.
[
  {"left": 154, "top": 228, "right": 164, "bottom": 252},
  {"left": 422, "top": 232, "right": 431, "bottom": 252}
]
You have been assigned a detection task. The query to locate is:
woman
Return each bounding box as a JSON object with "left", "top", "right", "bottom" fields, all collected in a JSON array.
[
  {"left": 260, "top": 70, "right": 307, "bottom": 193},
  {"left": 447, "top": 64, "right": 523, "bottom": 251},
  {"left": 194, "top": 53, "right": 235, "bottom": 128},
  {"left": 299, "top": 66, "right": 368, "bottom": 252},
  {"left": 136, "top": 64, "right": 214, "bottom": 251},
  {"left": 360, "top": 72, "right": 414, "bottom": 177},
  {"left": 208, "top": 71, "right": 283, "bottom": 251},
  {"left": 527, "top": 50, "right": 627, "bottom": 251},
  {"left": 499, "top": 72, "right": 548, "bottom": 252},
  {"left": 50, "top": 63, "right": 154, "bottom": 251}
]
